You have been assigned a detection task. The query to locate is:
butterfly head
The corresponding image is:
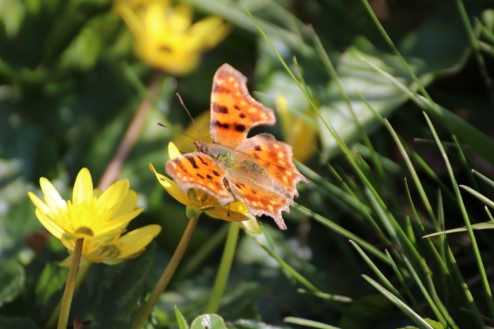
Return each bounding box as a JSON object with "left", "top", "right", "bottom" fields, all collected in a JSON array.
[{"left": 195, "top": 141, "right": 235, "bottom": 168}]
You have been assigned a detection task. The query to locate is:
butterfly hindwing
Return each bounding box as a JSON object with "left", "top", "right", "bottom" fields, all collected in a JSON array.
[{"left": 236, "top": 133, "right": 307, "bottom": 197}]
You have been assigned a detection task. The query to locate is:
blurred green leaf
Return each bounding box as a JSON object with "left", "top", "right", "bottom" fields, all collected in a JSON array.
[
  {"left": 284, "top": 317, "right": 340, "bottom": 329},
  {"left": 190, "top": 314, "right": 228, "bottom": 329},
  {"left": 339, "top": 294, "right": 394, "bottom": 329},
  {"left": 229, "top": 319, "right": 290, "bottom": 329},
  {"left": 175, "top": 306, "right": 190, "bottom": 329},
  {"left": 0, "top": 316, "right": 39, "bottom": 329},
  {"left": 35, "top": 262, "right": 65, "bottom": 306},
  {"left": 0, "top": 260, "right": 24, "bottom": 307},
  {"left": 71, "top": 244, "right": 157, "bottom": 329}
]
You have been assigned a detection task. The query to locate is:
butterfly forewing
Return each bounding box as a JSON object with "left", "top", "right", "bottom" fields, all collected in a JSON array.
[
  {"left": 166, "top": 153, "right": 234, "bottom": 205},
  {"left": 210, "top": 64, "right": 275, "bottom": 148}
]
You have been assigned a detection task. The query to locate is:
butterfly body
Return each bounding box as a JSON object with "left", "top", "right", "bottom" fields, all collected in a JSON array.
[
  {"left": 167, "top": 64, "right": 308, "bottom": 229},
  {"left": 195, "top": 141, "right": 236, "bottom": 169}
]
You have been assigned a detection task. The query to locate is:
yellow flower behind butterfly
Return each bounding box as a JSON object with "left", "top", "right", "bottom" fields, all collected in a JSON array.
[
  {"left": 28, "top": 168, "right": 161, "bottom": 265},
  {"left": 276, "top": 95, "right": 317, "bottom": 163},
  {"left": 150, "top": 142, "right": 250, "bottom": 221},
  {"left": 115, "top": 0, "right": 230, "bottom": 75}
]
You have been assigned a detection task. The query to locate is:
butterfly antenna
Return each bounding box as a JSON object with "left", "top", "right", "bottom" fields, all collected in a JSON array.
[
  {"left": 176, "top": 92, "right": 197, "bottom": 127},
  {"left": 156, "top": 122, "right": 196, "bottom": 142},
  {"left": 176, "top": 92, "right": 203, "bottom": 141}
]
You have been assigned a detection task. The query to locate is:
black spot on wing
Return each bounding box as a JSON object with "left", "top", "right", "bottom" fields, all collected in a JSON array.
[
  {"left": 213, "top": 104, "right": 229, "bottom": 114},
  {"left": 214, "top": 121, "right": 230, "bottom": 129},
  {"left": 235, "top": 124, "right": 246, "bottom": 132},
  {"left": 213, "top": 84, "right": 229, "bottom": 94},
  {"left": 197, "top": 156, "right": 208, "bottom": 165},
  {"left": 186, "top": 157, "right": 199, "bottom": 169}
]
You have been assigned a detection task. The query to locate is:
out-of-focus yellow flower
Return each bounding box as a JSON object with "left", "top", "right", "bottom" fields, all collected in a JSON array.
[
  {"left": 28, "top": 168, "right": 161, "bottom": 265},
  {"left": 276, "top": 95, "right": 317, "bottom": 162},
  {"left": 150, "top": 142, "right": 249, "bottom": 221},
  {"left": 173, "top": 111, "right": 212, "bottom": 153},
  {"left": 115, "top": 0, "right": 230, "bottom": 75}
]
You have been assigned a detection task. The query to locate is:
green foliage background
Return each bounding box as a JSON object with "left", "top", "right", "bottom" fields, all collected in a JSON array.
[{"left": 1, "top": 0, "right": 494, "bottom": 328}]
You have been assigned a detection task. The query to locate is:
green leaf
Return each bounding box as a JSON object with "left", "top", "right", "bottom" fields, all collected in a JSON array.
[
  {"left": 190, "top": 314, "right": 228, "bottom": 329},
  {"left": 175, "top": 306, "right": 190, "bottom": 329},
  {"left": 424, "top": 221, "right": 494, "bottom": 238},
  {"left": 35, "top": 262, "right": 66, "bottom": 306},
  {"left": 398, "top": 318, "right": 444, "bottom": 329},
  {"left": 0, "top": 260, "right": 24, "bottom": 307},
  {"left": 71, "top": 244, "right": 158, "bottom": 329},
  {"left": 339, "top": 294, "right": 394, "bottom": 329},
  {"left": 362, "top": 276, "right": 434, "bottom": 329},
  {"left": 424, "top": 318, "right": 446, "bottom": 329},
  {"left": 284, "top": 317, "right": 340, "bottom": 329},
  {"left": 229, "top": 319, "right": 290, "bottom": 329},
  {"left": 0, "top": 317, "right": 39, "bottom": 329}
]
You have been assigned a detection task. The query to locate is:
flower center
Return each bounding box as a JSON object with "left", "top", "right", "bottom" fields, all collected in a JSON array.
[{"left": 75, "top": 226, "right": 94, "bottom": 237}]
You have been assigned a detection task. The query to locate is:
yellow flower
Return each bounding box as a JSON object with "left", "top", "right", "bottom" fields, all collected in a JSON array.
[
  {"left": 115, "top": 0, "right": 231, "bottom": 75},
  {"left": 28, "top": 168, "right": 161, "bottom": 265},
  {"left": 173, "top": 111, "right": 211, "bottom": 153},
  {"left": 276, "top": 95, "right": 317, "bottom": 162},
  {"left": 150, "top": 142, "right": 249, "bottom": 221}
]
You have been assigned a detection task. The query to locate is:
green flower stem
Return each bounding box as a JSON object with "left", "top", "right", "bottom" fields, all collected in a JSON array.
[
  {"left": 45, "top": 263, "right": 91, "bottom": 329},
  {"left": 205, "top": 222, "right": 240, "bottom": 313},
  {"left": 132, "top": 216, "right": 199, "bottom": 329},
  {"left": 57, "top": 238, "right": 84, "bottom": 329}
]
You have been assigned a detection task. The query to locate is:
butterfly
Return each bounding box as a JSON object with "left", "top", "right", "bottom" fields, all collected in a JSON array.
[{"left": 166, "top": 64, "right": 307, "bottom": 229}]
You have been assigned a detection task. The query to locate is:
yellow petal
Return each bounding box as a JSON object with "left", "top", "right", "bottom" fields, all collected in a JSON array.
[
  {"left": 206, "top": 201, "right": 249, "bottom": 222},
  {"left": 118, "top": 224, "right": 161, "bottom": 258},
  {"left": 34, "top": 209, "right": 65, "bottom": 239},
  {"left": 173, "top": 111, "right": 211, "bottom": 153},
  {"left": 95, "top": 179, "right": 130, "bottom": 215},
  {"left": 114, "top": 189, "right": 139, "bottom": 217},
  {"left": 145, "top": 1, "right": 169, "bottom": 35},
  {"left": 149, "top": 163, "right": 190, "bottom": 206},
  {"left": 73, "top": 168, "right": 93, "bottom": 204},
  {"left": 168, "top": 141, "right": 182, "bottom": 160},
  {"left": 189, "top": 16, "right": 231, "bottom": 49},
  {"left": 28, "top": 191, "right": 51, "bottom": 216},
  {"left": 276, "top": 95, "right": 317, "bottom": 162},
  {"left": 96, "top": 208, "right": 143, "bottom": 238},
  {"left": 39, "top": 177, "right": 66, "bottom": 212},
  {"left": 276, "top": 95, "right": 292, "bottom": 136},
  {"left": 167, "top": 3, "right": 193, "bottom": 32}
]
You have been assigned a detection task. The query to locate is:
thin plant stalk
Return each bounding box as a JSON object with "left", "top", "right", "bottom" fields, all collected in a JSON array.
[
  {"left": 205, "top": 222, "right": 240, "bottom": 313},
  {"left": 132, "top": 216, "right": 199, "bottom": 329},
  {"left": 57, "top": 238, "right": 84, "bottom": 329},
  {"left": 45, "top": 70, "right": 163, "bottom": 329},
  {"left": 45, "top": 263, "right": 91, "bottom": 329},
  {"left": 98, "top": 71, "right": 163, "bottom": 190}
]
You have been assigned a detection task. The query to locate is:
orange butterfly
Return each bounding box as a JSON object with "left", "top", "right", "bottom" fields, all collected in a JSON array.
[{"left": 166, "top": 64, "right": 307, "bottom": 229}]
